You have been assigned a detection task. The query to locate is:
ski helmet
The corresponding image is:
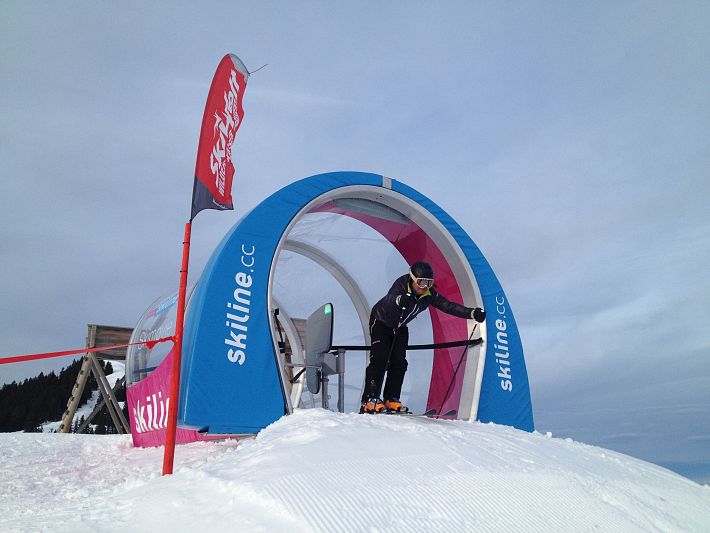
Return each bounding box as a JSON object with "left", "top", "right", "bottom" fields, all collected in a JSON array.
[{"left": 410, "top": 261, "right": 434, "bottom": 279}]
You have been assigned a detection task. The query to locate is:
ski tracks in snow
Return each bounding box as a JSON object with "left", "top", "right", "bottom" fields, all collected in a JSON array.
[
  {"left": 1, "top": 409, "right": 709, "bottom": 532},
  {"left": 220, "top": 410, "right": 710, "bottom": 532}
]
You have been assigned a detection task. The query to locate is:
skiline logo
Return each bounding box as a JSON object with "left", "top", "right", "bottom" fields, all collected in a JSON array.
[
  {"left": 133, "top": 392, "right": 168, "bottom": 434},
  {"left": 145, "top": 293, "right": 178, "bottom": 320},
  {"left": 494, "top": 295, "right": 513, "bottom": 392},
  {"left": 210, "top": 69, "right": 242, "bottom": 197},
  {"left": 225, "top": 244, "right": 255, "bottom": 365}
]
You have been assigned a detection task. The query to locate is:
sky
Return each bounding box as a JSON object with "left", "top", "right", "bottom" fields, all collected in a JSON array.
[{"left": 1, "top": 2, "right": 709, "bottom": 481}]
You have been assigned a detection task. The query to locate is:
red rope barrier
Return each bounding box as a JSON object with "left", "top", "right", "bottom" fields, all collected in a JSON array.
[{"left": 0, "top": 337, "right": 175, "bottom": 365}]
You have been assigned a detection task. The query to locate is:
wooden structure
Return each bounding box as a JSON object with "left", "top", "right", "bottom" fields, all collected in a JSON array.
[{"left": 58, "top": 324, "right": 133, "bottom": 434}]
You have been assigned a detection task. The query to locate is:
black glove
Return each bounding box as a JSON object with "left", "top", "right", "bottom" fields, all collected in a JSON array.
[
  {"left": 471, "top": 307, "right": 486, "bottom": 323},
  {"left": 395, "top": 293, "right": 415, "bottom": 313}
]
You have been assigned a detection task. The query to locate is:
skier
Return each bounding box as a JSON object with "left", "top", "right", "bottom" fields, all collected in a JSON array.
[{"left": 360, "top": 261, "right": 486, "bottom": 414}]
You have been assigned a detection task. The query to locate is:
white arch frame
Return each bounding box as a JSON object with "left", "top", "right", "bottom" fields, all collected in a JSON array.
[{"left": 268, "top": 183, "right": 487, "bottom": 420}]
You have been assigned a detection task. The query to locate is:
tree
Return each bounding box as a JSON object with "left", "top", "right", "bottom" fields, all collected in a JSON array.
[{"left": 0, "top": 358, "right": 104, "bottom": 433}]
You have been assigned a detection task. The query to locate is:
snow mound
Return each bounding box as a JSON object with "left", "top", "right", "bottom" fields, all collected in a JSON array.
[{"left": 1, "top": 409, "right": 708, "bottom": 532}]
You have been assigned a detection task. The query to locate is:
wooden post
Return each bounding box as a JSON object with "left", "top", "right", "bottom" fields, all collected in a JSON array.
[
  {"left": 77, "top": 377, "right": 126, "bottom": 433},
  {"left": 89, "top": 353, "right": 130, "bottom": 433},
  {"left": 59, "top": 324, "right": 132, "bottom": 433},
  {"left": 58, "top": 326, "right": 98, "bottom": 433}
]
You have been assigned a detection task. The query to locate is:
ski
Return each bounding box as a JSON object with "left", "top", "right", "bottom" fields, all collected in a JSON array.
[{"left": 377, "top": 408, "right": 458, "bottom": 418}]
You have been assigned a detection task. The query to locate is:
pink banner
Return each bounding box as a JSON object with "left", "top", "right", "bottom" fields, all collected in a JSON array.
[{"left": 127, "top": 348, "right": 203, "bottom": 448}]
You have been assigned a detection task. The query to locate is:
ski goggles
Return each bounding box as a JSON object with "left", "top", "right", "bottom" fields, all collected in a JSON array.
[{"left": 410, "top": 273, "right": 434, "bottom": 289}]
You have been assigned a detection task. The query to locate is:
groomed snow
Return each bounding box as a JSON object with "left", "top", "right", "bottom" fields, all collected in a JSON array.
[{"left": 2, "top": 409, "right": 708, "bottom": 532}]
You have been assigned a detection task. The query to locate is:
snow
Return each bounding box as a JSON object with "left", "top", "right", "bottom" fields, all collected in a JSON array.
[{"left": 2, "top": 409, "right": 709, "bottom": 532}]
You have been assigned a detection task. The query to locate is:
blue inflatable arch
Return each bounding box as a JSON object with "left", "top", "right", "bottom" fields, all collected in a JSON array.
[{"left": 179, "top": 172, "right": 533, "bottom": 433}]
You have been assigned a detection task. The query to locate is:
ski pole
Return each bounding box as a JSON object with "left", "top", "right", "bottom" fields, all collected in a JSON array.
[{"left": 435, "top": 323, "right": 478, "bottom": 416}]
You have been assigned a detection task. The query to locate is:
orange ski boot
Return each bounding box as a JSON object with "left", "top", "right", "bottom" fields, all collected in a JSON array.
[
  {"left": 384, "top": 399, "right": 410, "bottom": 413},
  {"left": 360, "top": 397, "right": 385, "bottom": 414}
]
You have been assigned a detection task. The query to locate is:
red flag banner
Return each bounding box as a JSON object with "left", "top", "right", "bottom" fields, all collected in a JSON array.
[{"left": 191, "top": 54, "right": 249, "bottom": 220}]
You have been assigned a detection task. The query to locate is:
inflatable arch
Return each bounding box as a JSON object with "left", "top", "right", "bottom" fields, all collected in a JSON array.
[{"left": 170, "top": 171, "right": 533, "bottom": 435}]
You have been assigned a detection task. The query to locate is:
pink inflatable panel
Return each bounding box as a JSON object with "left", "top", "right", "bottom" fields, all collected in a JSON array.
[
  {"left": 126, "top": 348, "right": 207, "bottom": 448},
  {"left": 313, "top": 202, "right": 470, "bottom": 415}
]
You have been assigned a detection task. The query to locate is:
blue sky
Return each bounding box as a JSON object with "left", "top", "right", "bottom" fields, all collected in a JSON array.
[{"left": 1, "top": 2, "right": 708, "bottom": 482}]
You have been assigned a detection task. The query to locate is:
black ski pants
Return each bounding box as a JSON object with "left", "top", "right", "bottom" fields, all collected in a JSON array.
[{"left": 361, "top": 318, "right": 409, "bottom": 403}]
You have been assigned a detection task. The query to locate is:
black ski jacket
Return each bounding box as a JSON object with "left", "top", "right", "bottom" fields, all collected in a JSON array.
[{"left": 370, "top": 274, "right": 473, "bottom": 329}]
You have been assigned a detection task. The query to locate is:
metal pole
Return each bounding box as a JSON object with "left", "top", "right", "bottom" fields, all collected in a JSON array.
[
  {"left": 321, "top": 370, "right": 329, "bottom": 410},
  {"left": 337, "top": 349, "right": 345, "bottom": 413}
]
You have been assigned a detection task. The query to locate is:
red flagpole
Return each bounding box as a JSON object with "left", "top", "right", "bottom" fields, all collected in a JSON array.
[
  {"left": 162, "top": 221, "right": 192, "bottom": 475},
  {"left": 159, "top": 53, "right": 248, "bottom": 475}
]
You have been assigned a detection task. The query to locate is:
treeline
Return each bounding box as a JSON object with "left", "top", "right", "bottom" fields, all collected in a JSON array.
[{"left": 0, "top": 358, "right": 126, "bottom": 433}]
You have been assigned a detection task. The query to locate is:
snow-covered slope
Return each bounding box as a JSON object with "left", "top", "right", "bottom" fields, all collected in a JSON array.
[{"left": 2, "top": 409, "right": 708, "bottom": 532}]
